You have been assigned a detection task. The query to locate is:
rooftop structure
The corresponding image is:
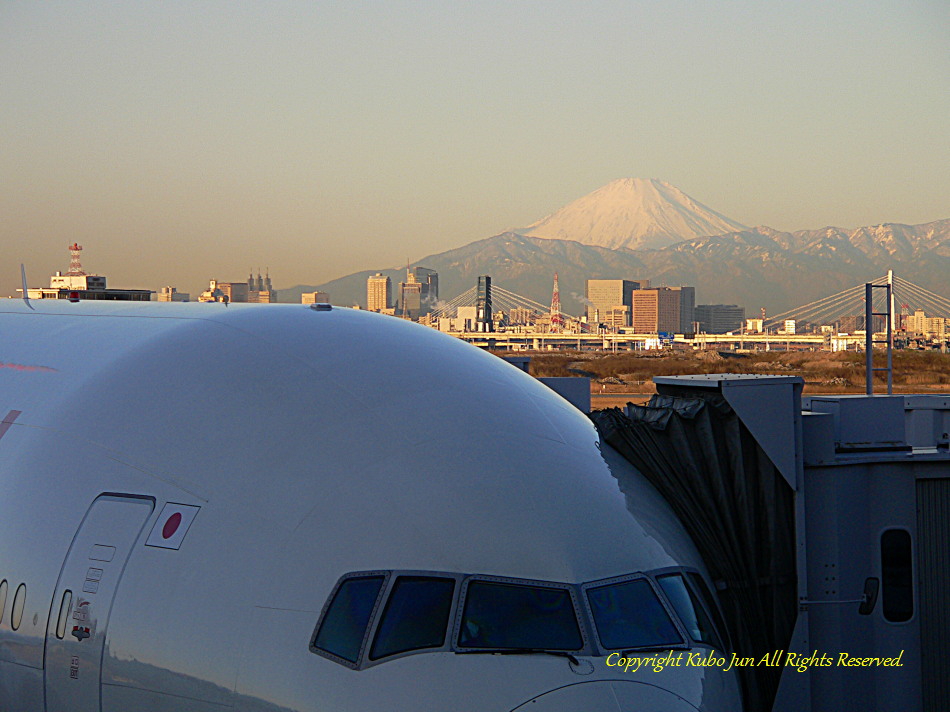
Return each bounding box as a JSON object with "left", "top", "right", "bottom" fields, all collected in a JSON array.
[{"left": 25, "top": 244, "right": 151, "bottom": 301}]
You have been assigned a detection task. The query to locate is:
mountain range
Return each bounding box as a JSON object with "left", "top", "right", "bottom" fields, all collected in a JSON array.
[{"left": 282, "top": 180, "right": 949, "bottom": 315}]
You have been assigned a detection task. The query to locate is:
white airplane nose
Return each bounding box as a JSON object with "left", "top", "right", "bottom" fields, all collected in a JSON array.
[{"left": 511, "top": 680, "right": 700, "bottom": 711}]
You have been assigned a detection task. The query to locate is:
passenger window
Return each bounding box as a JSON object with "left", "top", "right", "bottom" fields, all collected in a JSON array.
[
  {"left": 11, "top": 583, "right": 26, "bottom": 631},
  {"left": 881, "top": 529, "right": 913, "bottom": 623},
  {"left": 312, "top": 575, "right": 385, "bottom": 663},
  {"left": 586, "top": 577, "right": 682, "bottom": 650},
  {"left": 459, "top": 580, "right": 582, "bottom": 651},
  {"left": 370, "top": 576, "right": 455, "bottom": 660},
  {"left": 56, "top": 590, "right": 73, "bottom": 639},
  {"left": 0, "top": 580, "right": 7, "bottom": 624},
  {"left": 657, "top": 573, "right": 723, "bottom": 650}
]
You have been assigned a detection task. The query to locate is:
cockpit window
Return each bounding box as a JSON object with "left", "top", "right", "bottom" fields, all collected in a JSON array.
[
  {"left": 312, "top": 574, "right": 385, "bottom": 663},
  {"left": 687, "top": 572, "right": 731, "bottom": 651},
  {"left": 458, "top": 580, "right": 583, "bottom": 651},
  {"left": 585, "top": 577, "right": 683, "bottom": 650},
  {"left": 370, "top": 576, "right": 455, "bottom": 660},
  {"left": 657, "top": 573, "right": 723, "bottom": 650}
]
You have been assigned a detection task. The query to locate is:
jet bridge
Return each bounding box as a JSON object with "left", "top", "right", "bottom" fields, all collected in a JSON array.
[{"left": 591, "top": 375, "right": 950, "bottom": 712}]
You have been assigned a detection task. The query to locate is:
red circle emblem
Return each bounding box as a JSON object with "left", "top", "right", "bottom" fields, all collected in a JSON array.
[{"left": 162, "top": 512, "right": 183, "bottom": 539}]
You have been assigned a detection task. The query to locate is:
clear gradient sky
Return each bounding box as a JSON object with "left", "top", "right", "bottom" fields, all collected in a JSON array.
[{"left": 2, "top": 1, "right": 947, "bottom": 299}]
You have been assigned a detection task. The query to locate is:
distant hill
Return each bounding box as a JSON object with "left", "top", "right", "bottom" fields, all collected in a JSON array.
[
  {"left": 281, "top": 218, "right": 950, "bottom": 315},
  {"left": 279, "top": 233, "right": 648, "bottom": 312}
]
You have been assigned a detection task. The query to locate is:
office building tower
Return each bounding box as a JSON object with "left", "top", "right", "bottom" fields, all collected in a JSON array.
[
  {"left": 367, "top": 273, "right": 391, "bottom": 312},
  {"left": 695, "top": 304, "right": 745, "bottom": 333},
  {"left": 631, "top": 287, "right": 681, "bottom": 333},
  {"left": 585, "top": 279, "right": 642, "bottom": 328}
]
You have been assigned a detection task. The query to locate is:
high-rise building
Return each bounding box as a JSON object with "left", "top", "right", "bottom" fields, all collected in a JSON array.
[
  {"left": 367, "top": 273, "right": 391, "bottom": 312},
  {"left": 668, "top": 286, "right": 695, "bottom": 333},
  {"left": 414, "top": 267, "right": 439, "bottom": 304},
  {"left": 397, "top": 266, "right": 439, "bottom": 319},
  {"left": 399, "top": 269, "right": 423, "bottom": 318},
  {"left": 631, "top": 287, "right": 681, "bottom": 333},
  {"left": 695, "top": 304, "right": 745, "bottom": 333},
  {"left": 585, "top": 279, "right": 642, "bottom": 327},
  {"left": 905, "top": 309, "right": 947, "bottom": 337}
]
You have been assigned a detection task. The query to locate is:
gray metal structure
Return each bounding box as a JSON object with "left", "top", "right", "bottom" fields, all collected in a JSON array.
[
  {"left": 865, "top": 278, "right": 893, "bottom": 394},
  {"left": 0, "top": 301, "right": 741, "bottom": 712},
  {"left": 476, "top": 274, "right": 493, "bottom": 332},
  {"left": 628, "top": 375, "right": 949, "bottom": 712}
]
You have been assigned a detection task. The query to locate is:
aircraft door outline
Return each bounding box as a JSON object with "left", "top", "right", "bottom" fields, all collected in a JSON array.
[{"left": 43, "top": 494, "right": 154, "bottom": 712}]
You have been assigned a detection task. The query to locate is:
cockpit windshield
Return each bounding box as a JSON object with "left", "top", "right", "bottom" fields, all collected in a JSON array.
[
  {"left": 585, "top": 577, "right": 683, "bottom": 650},
  {"left": 312, "top": 568, "right": 716, "bottom": 668},
  {"left": 458, "top": 580, "right": 583, "bottom": 651}
]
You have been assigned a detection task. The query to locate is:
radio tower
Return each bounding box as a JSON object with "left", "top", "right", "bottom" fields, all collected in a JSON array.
[
  {"left": 550, "top": 272, "right": 564, "bottom": 331},
  {"left": 67, "top": 243, "right": 86, "bottom": 275}
]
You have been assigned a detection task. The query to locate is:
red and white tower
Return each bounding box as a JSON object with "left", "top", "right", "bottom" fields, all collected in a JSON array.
[
  {"left": 550, "top": 272, "right": 564, "bottom": 331},
  {"left": 67, "top": 243, "right": 86, "bottom": 276}
]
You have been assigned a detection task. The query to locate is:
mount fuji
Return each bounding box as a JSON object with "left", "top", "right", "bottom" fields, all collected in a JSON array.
[
  {"left": 282, "top": 180, "right": 948, "bottom": 314},
  {"left": 518, "top": 178, "right": 748, "bottom": 251}
]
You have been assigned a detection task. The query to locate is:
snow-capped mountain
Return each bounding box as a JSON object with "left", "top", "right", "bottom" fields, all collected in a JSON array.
[
  {"left": 519, "top": 178, "right": 749, "bottom": 250},
  {"left": 286, "top": 218, "right": 950, "bottom": 315}
]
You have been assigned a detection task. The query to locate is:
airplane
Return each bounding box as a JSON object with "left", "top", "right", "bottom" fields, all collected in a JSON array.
[{"left": 0, "top": 298, "right": 742, "bottom": 711}]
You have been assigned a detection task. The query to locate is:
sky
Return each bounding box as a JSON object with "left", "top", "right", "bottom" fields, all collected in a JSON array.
[{"left": 1, "top": 0, "right": 947, "bottom": 299}]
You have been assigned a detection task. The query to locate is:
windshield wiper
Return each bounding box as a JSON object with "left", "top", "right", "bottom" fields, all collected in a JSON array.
[
  {"left": 456, "top": 648, "right": 580, "bottom": 666},
  {"left": 621, "top": 646, "right": 677, "bottom": 656}
]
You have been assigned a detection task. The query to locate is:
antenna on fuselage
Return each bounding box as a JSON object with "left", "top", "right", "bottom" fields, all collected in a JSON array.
[{"left": 20, "top": 264, "right": 34, "bottom": 310}]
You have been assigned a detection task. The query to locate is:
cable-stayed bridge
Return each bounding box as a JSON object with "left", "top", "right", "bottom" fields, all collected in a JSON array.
[
  {"left": 764, "top": 272, "right": 950, "bottom": 331},
  {"left": 429, "top": 283, "right": 582, "bottom": 329},
  {"left": 426, "top": 272, "right": 949, "bottom": 350}
]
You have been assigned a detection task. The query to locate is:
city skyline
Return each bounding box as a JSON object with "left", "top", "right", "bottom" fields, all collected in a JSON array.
[{"left": 2, "top": 1, "right": 948, "bottom": 299}]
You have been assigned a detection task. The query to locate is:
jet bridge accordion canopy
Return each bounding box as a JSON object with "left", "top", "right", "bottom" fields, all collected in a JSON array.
[{"left": 592, "top": 394, "right": 797, "bottom": 712}]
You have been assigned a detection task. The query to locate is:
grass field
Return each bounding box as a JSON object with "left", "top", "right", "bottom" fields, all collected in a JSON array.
[{"left": 513, "top": 349, "right": 950, "bottom": 410}]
